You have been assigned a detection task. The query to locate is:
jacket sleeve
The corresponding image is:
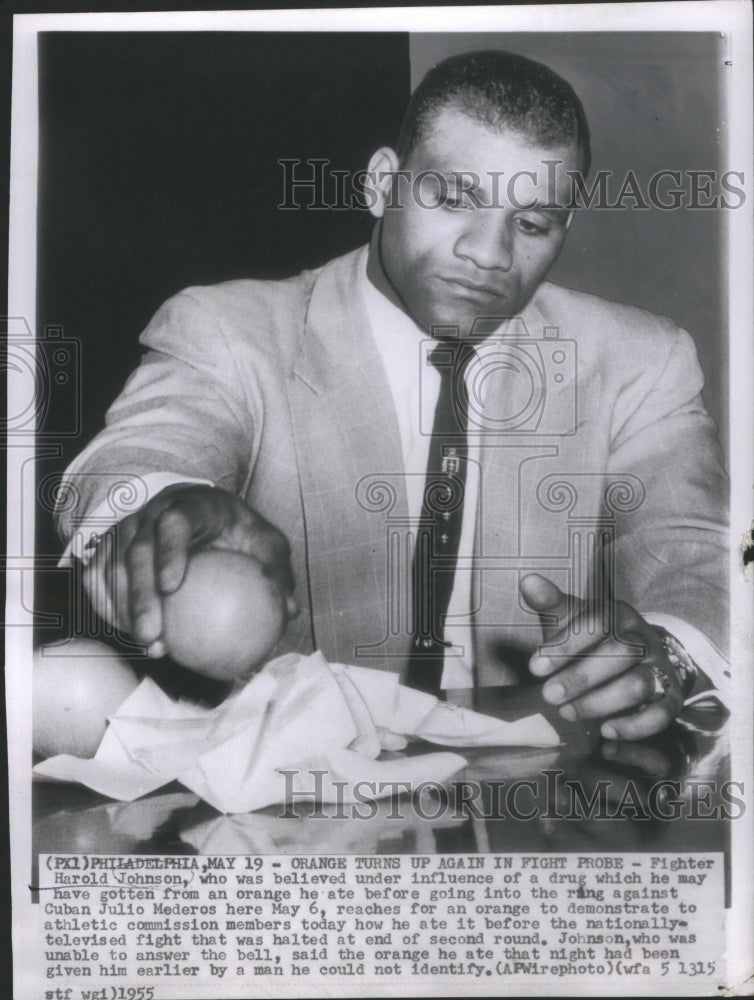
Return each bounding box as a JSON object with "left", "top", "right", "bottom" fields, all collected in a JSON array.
[
  {"left": 605, "top": 325, "right": 730, "bottom": 660},
  {"left": 55, "top": 290, "right": 262, "bottom": 546}
]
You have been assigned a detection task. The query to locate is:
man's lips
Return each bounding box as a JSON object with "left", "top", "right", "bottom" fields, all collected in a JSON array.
[{"left": 439, "top": 275, "right": 509, "bottom": 298}]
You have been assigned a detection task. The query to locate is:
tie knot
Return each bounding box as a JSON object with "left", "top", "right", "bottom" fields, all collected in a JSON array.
[{"left": 428, "top": 339, "right": 472, "bottom": 369}]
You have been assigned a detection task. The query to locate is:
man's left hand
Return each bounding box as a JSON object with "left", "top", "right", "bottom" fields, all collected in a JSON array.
[{"left": 520, "top": 574, "right": 685, "bottom": 740}]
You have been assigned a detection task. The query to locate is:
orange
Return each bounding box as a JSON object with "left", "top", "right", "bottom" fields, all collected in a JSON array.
[
  {"left": 161, "top": 549, "right": 286, "bottom": 681},
  {"left": 33, "top": 638, "right": 139, "bottom": 759}
]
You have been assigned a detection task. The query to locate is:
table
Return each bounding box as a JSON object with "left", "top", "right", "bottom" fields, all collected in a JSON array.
[{"left": 33, "top": 684, "right": 731, "bottom": 874}]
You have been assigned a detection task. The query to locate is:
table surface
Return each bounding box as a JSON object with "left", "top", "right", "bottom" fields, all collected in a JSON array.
[{"left": 33, "top": 684, "right": 731, "bottom": 862}]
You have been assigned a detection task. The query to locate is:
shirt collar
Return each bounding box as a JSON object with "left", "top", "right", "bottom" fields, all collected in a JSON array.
[{"left": 362, "top": 225, "right": 428, "bottom": 364}]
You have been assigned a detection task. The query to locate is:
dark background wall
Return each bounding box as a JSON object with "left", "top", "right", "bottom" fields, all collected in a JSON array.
[
  {"left": 35, "top": 31, "right": 411, "bottom": 638},
  {"left": 38, "top": 30, "right": 410, "bottom": 457},
  {"left": 412, "top": 32, "right": 728, "bottom": 444}
]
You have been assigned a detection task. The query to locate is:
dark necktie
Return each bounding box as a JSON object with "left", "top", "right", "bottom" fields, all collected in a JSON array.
[{"left": 406, "top": 341, "right": 473, "bottom": 693}]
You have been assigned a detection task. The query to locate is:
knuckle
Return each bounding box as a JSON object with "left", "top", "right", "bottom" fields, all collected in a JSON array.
[
  {"left": 130, "top": 595, "right": 155, "bottom": 619},
  {"left": 157, "top": 506, "right": 187, "bottom": 531},
  {"left": 630, "top": 672, "right": 650, "bottom": 701},
  {"left": 126, "top": 537, "right": 153, "bottom": 570},
  {"left": 126, "top": 536, "right": 148, "bottom": 559},
  {"left": 565, "top": 663, "right": 590, "bottom": 694}
]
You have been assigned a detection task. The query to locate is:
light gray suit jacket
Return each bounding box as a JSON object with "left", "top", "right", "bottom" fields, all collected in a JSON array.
[{"left": 58, "top": 245, "right": 729, "bottom": 683}]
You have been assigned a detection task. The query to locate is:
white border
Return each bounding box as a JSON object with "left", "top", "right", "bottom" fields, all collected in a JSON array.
[
  {"left": 6, "top": 2, "right": 754, "bottom": 33},
  {"left": 7, "top": 16, "right": 39, "bottom": 1000},
  {"left": 724, "top": 9, "right": 754, "bottom": 993}
]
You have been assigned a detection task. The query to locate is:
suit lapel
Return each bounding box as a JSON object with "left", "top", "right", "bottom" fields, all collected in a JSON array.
[
  {"left": 287, "top": 247, "right": 411, "bottom": 670},
  {"left": 471, "top": 301, "right": 581, "bottom": 684}
]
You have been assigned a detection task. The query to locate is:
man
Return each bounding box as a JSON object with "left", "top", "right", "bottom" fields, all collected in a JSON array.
[{"left": 57, "top": 50, "right": 730, "bottom": 740}]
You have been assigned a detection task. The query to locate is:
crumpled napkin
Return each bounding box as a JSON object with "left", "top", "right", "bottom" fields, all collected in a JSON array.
[{"left": 33, "top": 650, "right": 559, "bottom": 814}]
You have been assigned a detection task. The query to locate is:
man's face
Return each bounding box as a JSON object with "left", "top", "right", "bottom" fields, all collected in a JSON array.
[{"left": 375, "top": 107, "right": 581, "bottom": 336}]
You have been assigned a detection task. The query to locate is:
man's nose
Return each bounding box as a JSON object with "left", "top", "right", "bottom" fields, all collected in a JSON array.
[{"left": 453, "top": 213, "right": 513, "bottom": 272}]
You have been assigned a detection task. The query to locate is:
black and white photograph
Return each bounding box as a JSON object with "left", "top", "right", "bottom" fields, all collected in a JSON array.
[{"left": 6, "top": 4, "right": 753, "bottom": 997}]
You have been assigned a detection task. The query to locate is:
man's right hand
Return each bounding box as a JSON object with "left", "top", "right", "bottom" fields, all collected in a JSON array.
[{"left": 82, "top": 484, "right": 297, "bottom": 657}]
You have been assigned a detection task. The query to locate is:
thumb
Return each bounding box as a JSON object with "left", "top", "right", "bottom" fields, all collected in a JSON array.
[{"left": 520, "top": 573, "right": 576, "bottom": 639}]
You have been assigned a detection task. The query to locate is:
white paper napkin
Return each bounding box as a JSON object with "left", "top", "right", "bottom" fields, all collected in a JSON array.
[{"left": 34, "top": 650, "right": 559, "bottom": 814}]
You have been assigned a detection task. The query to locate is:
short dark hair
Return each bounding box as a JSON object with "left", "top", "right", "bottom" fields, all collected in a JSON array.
[{"left": 396, "top": 49, "right": 591, "bottom": 174}]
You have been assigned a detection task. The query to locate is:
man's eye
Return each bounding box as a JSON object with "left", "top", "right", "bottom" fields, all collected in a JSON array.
[{"left": 516, "top": 217, "right": 549, "bottom": 235}]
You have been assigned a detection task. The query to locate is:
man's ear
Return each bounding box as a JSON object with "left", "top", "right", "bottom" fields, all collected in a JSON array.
[{"left": 364, "top": 147, "right": 401, "bottom": 220}]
